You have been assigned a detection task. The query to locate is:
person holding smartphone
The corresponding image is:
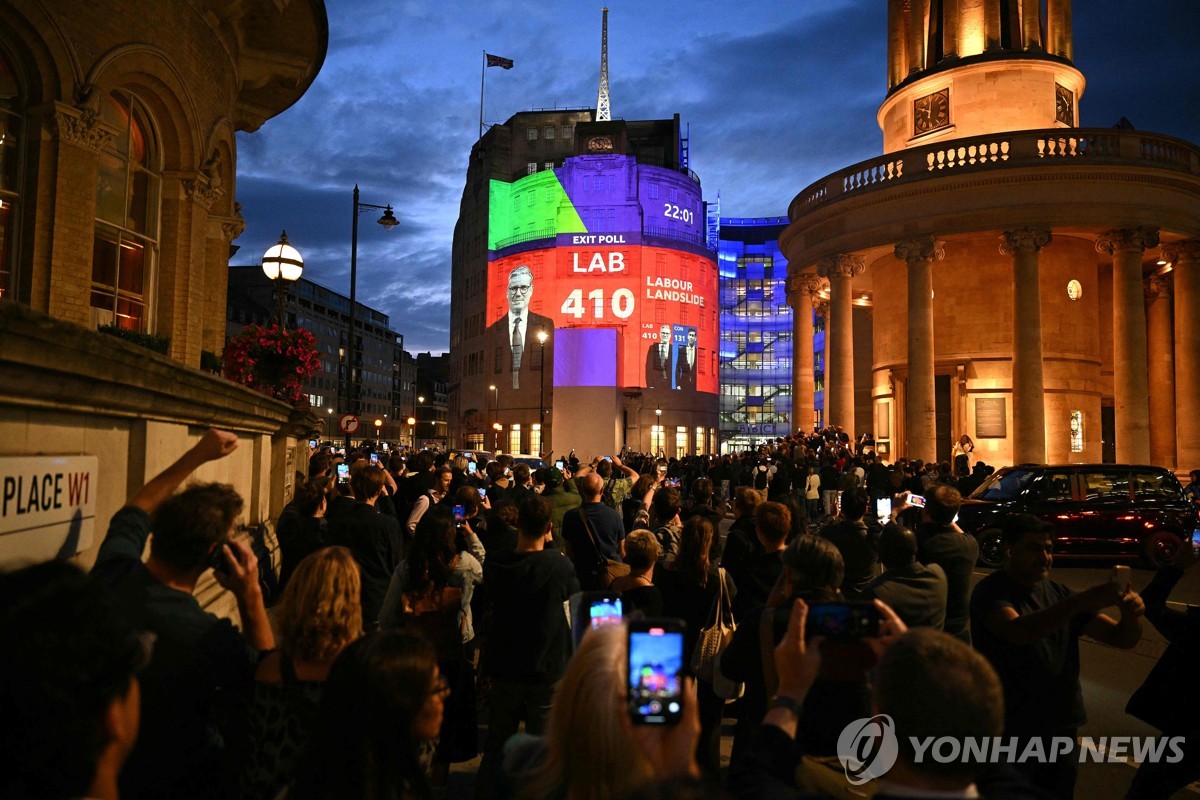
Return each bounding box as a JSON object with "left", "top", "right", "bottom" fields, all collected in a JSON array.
[{"left": 970, "top": 514, "right": 1144, "bottom": 800}]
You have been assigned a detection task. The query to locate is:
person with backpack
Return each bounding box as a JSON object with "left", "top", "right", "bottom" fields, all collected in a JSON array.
[{"left": 561, "top": 473, "right": 627, "bottom": 591}]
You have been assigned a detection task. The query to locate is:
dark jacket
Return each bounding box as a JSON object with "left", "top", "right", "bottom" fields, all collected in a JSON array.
[
  {"left": 916, "top": 522, "right": 978, "bottom": 643},
  {"left": 819, "top": 519, "right": 879, "bottom": 601},
  {"left": 866, "top": 561, "right": 948, "bottom": 630},
  {"left": 326, "top": 503, "right": 403, "bottom": 626},
  {"left": 483, "top": 549, "right": 580, "bottom": 684}
]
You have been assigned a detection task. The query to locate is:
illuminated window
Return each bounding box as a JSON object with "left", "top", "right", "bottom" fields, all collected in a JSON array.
[
  {"left": 651, "top": 424, "right": 664, "bottom": 452},
  {"left": 543, "top": 126, "right": 555, "bottom": 139},
  {"left": 695, "top": 426, "right": 704, "bottom": 455},
  {"left": 675, "top": 426, "right": 687, "bottom": 457},
  {"left": 509, "top": 423, "right": 522, "bottom": 454},
  {"left": 530, "top": 423, "right": 542, "bottom": 455},
  {"left": 92, "top": 90, "right": 160, "bottom": 332},
  {"left": 543, "top": 162, "right": 554, "bottom": 171},
  {"left": 526, "top": 127, "right": 538, "bottom": 141},
  {"left": 527, "top": 162, "right": 537, "bottom": 175},
  {"left": 1069, "top": 410, "right": 1084, "bottom": 453},
  {"left": 0, "top": 51, "right": 22, "bottom": 301}
]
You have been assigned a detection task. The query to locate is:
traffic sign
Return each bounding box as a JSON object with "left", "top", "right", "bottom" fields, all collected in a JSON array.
[{"left": 338, "top": 414, "right": 360, "bottom": 434}]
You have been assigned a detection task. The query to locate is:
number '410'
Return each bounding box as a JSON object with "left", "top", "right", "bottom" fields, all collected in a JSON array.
[{"left": 561, "top": 288, "right": 636, "bottom": 319}]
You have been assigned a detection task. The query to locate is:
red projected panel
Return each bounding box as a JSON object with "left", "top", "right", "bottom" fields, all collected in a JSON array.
[{"left": 486, "top": 241, "right": 717, "bottom": 394}]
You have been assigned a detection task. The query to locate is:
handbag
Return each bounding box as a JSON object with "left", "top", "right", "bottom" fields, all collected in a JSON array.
[
  {"left": 579, "top": 508, "right": 630, "bottom": 588},
  {"left": 692, "top": 568, "right": 742, "bottom": 699}
]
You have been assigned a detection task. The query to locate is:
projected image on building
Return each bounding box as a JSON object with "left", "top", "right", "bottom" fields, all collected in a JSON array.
[{"left": 485, "top": 154, "right": 718, "bottom": 398}]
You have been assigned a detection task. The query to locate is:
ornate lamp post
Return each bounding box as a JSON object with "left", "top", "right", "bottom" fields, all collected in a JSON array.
[
  {"left": 407, "top": 416, "right": 416, "bottom": 450},
  {"left": 261, "top": 230, "right": 303, "bottom": 327},
  {"left": 344, "top": 186, "right": 399, "bottom": 448}
]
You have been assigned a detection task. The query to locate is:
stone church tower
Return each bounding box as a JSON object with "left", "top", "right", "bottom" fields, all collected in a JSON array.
[{"left": 782, "top": 0, "right": 1200, "bottom": 471}]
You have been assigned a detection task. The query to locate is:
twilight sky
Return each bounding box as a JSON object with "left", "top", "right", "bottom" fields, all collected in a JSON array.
[{"left": 234, "top": 0, "right": 1200, "bottom": 354}]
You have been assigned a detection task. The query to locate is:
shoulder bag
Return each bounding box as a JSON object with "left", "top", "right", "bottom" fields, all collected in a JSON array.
[
  {"left": 694, "top": 568, "right": 742, "bottom": 699},
  {"left": 579, "top": 508, "right": 630, "bottom": 588}
]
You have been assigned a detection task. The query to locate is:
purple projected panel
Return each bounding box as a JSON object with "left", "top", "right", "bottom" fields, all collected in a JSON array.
[{"left": 554, "top": 327, "right": 617, "bottom": 387}]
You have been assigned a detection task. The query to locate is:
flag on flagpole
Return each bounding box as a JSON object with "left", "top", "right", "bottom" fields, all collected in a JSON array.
[{"left": 486, "top": 53, "right": 514, "bottom": 69}]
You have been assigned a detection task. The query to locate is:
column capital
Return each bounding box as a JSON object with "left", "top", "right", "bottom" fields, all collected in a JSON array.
[
  {"left": 894, "top": 236, "right": 945, "bottom": 264},
  {"left": 47, "top": 100, "right": 120, "bottom": 153},
  {"left": 1161, "top": 239, "right": 1200, "bottom": 266},
  {"left": 813, "top": 301, "right": 830, "bottom": 320},
  {"left": 786, "top": 274, "right": 827, "bottom": 308},
  {"left": 1096, "top": 227, "right": 1160, "bottom": 256},
  {"left": 1000, "top": 227, "right": 1052, "bottom": 255},
  {"left": 816, "top": 254, "right": 865, "bottom": 280},
  {"left": 1145, "top": 273, "right": 1172, "bottom": 300}
]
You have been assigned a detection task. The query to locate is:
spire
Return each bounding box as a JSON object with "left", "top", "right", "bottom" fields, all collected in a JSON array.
[{"left": 596, "top": 7, "right": 611, "bottom": 121}]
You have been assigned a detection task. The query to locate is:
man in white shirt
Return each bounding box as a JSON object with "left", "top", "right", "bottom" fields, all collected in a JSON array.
[
  {"left": 485, "top": 264, "right": 553, "bottom": 398},
  {"left": 675, "top": 327, "right": 698, "bottom": 390},
  {"left": 646, "top": 323, "right": 673, "bottom": 388}
]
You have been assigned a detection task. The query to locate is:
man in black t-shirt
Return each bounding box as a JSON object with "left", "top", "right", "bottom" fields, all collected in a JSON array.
[
  {"left": 91, "top": 429, "right": 272, "bottom": 800},
  {"left": 562, "top": 473, "right": 626, "bottom": 590},
  {"left": 970, "top": 514, "right": 1144, "bottom": 800},
  {"left": 327, "top": 466, "right": 403, "bottom": 627},
  {"left": 477, "top": 495, "right": 579, "bottom": 800}
]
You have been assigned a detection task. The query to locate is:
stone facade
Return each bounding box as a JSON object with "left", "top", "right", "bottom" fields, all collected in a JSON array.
[
  {"left": 0, "top": 0, "right": 327, "bottom": 587},
  {"left": 784, "top": 2, "right": 1200, "bottom": 470}
]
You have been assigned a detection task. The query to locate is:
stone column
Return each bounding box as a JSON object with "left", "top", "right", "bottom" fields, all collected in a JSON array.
[
  {"left": 787, "top": 274, "right": 825, "bottom": 435},
  {"left": 1001, "top": 228, "right": 1051, "bottom": 464},
  {"left": 817, "top": 255, "right": 864, "bottom": 435},
  {"left": 1164, "top": 240, "right": 1200, "bottom": 470},
  {"left": 895, "top": 237, "right": 945, "bottom": 464},
  {"left": 1144, "top": 274, "right": 1176, "bottom": 469},
  {"left": 1097, "top": 228, "right": 1158, "bottom": 464}
]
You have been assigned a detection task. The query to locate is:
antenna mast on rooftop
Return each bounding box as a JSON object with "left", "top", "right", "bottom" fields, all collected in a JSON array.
[{"left": 596, "top": 7, "right": 611, "bottom": 121}]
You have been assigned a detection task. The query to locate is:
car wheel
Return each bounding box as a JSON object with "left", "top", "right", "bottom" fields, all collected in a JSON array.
[
  {"left": 977, "top": 529, "right": 1004, "bottom": 568},
  {"left": 1142, "top": 531, "right": 1184, "bottom": 568}
]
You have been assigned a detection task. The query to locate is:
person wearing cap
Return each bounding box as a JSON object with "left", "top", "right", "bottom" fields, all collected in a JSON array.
[{"left": 537, "top": 465, "right": 581, "bottom": 551}]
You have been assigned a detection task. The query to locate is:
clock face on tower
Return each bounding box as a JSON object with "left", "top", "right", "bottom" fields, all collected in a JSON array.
[
  {"left": 913, "top": 89, "right": 951, "bottom": 136},
  {"left": 586, "top": 135, "right": 614, "bottom": 152},
  {"left": 1055, "top": 84, "right": 1075, "bottom": 126}
]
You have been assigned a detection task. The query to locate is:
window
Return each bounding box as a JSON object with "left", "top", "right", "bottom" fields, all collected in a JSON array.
[
  {"left": 544, "top": 162, "right": 554, "bottom": 171},
  {"left": 530, "top": 424, "right": 542, "bottom": 455},
  {"left": 92, "top": 90, "right": 160, "bottom": 331},
  {"left": 0, "top": 51, "right": 22, "bottom": 301},
  {"left": 527, "top": 127, "right": 538, "bottom": 141},
  {"left": 675, "top": 426, "right": 688, "bottom": 458},
  {"left": 544, "top": 125, "right": 555, "bottom": 139},
  {"left": 527, "top": 162, "right": 538, "bottom": 175},
  {"left": 1083, "top": 471, "right": 1131, "bottom": 501},
  {"left": 695, "top": 426, "right": 704, "bottom": 455},
  {"left": 562, "top": 125, "right": 574, "bottom": 139},
  {"left": 651, "top": 424, "right": 664, "bottom": 452},
  {"left": 1133, "top": 471, "right": 1181, "bottom": 501},
  {"left": 509, "top": 424, "right": 522, "bottom": 454},
  {"left": 1029, "top": 473, "right": 1072, "bottom": 502}
]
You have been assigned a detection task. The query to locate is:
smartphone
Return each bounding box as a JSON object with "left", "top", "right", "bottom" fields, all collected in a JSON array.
[
  {"left": 369, "top": 453, "right": 379, "bottom": 465},
  {"left": 468, "top": 461, "right": 478, "bottom": 475},
  {"left": 555, "top": 459, "right": 566, "bottom": 470},
  {"left": 602, "top": 456, "right": 612, "bottom": 462},
  {"left": 806, "top": 602, "right": 880, "bottom": 640},
  {"left": 908, "top": 494, "right": 926, "bottom": 509},
  {"left": 452, "top": 504, "right": 466, "bottom": 524},
  {"left": 207, "top": 539, "right": 231, "bottom": 577},
  {"left": 1111, "top": 565, "right": 1132, "bottom": 592},
  {"left": 627, "top": 619, "right": 686, "bottom": 725},
  {"left": 1192, "top": 529, "right": 1200, "bottom": 557},
  {"left": 571, "top": 592, "right": 624, "bottom": 649},
  {"left": 308, "top": 439, "right": 317, "bottom": 448},
  {"left": 336, "top": 463, "right": 350, "bottom": 483},
  {"left": 876, "top": 497, "right": 892, "bottom": 521},
  {"left": 477, "top": 487, "right": 487, "bottom": 500}
]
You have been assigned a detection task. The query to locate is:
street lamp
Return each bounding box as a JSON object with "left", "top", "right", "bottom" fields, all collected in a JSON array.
[
  {"left": 407, "top": 416, "right": 416, "bottom": 450},
  {"left": 345, "top": 185, "right": 399, "bottom": 449},
  {"left": 374, "top": 418, "right": 383, "bottom": 446},
  {"left": 492, "top": 421, "right": 503, "bottom": 452},
  {"left": 261, "top": 230, "right": 303, "bottom": 327},
  {"left": 655, "top": 406, "right": 663, "bottom": 453},
  {"left": 537, "top": 329, "right": 549, "bottom": 451}
]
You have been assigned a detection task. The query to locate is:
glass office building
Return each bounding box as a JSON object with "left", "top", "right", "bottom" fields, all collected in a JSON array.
[{"left": 717, "top": 216, "right": 823, "bottom": 451}]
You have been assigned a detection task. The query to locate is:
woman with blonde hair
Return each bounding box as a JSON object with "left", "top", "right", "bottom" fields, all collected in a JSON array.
[
  {"left": 236, "top": 546, "right": 362, "bottom": 799},
  {"left": 502, "top": 624, "right": 700, "bottom": 800}
]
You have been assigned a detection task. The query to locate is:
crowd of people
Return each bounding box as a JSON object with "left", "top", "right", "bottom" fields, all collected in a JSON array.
[{"left": 1, "top": 426, "right": 1196, "bottom": 800}]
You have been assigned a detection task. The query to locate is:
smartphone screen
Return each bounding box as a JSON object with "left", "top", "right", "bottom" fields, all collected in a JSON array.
[
  {"left": 909, "top": 494, "right": 926, "bottom": 509},
  {"left": 876, "top": 497, "right": 891, "bottom": 521},
  {"left": 336, "top": 463, "right": 349, "bottom": 483},
  {"left": 453, "top": 504, "right": 466, "bottom": 524},
  {"left": 556, "top": 460, "right": 565, "bottom": 470},
  {"left": 590, "top": 596, "right": 623, "bottom": 630},
  {"left": 1192, "top": 529, "right": 1200, "bottom": 557},
  {"left": 468, "top": 461, "right": 477, "bottom": 474},
  {"left": 369, "top": 453, "right": 379, "bottom": 465},
  {"left": 477, "top": 487, "right": 487, "bottom": 500},
  {"left": 309, "top": 439, "right": 317, "bottom": 448},
  {"left": 807, "top": 602, "right": 880, "bottom": 640},
  {"left": 628, "top": 620, "right": 685, "bottom": 725},
  {"left": 1111, "top": 565, "right": 1132, "bottom": 591}
]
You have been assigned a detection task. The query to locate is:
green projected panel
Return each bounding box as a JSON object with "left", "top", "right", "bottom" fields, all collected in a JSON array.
[{"left": 488, "top": 171, "right": 586, "bottom": 251}]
